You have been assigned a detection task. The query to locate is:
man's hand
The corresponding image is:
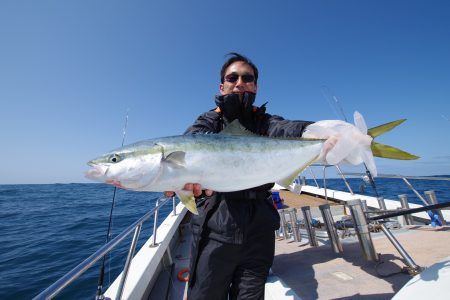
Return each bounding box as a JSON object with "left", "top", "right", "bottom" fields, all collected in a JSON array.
[
  {"left": 164, "top": 183, "right": 214, "bottom": 198},
  {"left": 302, "top": 111, "right": 377, "bottom": 176}
]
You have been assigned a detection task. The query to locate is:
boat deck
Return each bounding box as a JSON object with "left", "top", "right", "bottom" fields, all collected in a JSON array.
[
  {"left": 273, "top": 223, "right": 450, "bottom": 299},
  {"left": 277, "top": 189, "right": 339, "bottom": 208},
  {"left": 148, "top": 190, "right": 450, "bottom": 300},
  {"left": 147, "top": 217, "right": 192, "bottom": 300}
]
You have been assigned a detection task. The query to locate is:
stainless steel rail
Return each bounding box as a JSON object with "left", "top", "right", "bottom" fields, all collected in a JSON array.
[
  {"left": 311, "top": 171, "right": 449, "bottom": 196},
  {"left": 340, "top": 173, "right": 450, "bottom": 203},
  {"left": 328, "top": 172, "right": 449, "bottom": 221},
  {"left": 33, "top": 196, "right": 176, "bottom": 300},
  {"left": 308, "top": 164, "right": 355, "bottom": 195},
  {"left": 379, "top": 224, "right": 421, "bottom": 275},
  {"left": 340, "top": 173, "right": 450, "bottom": 181},
  {"left": 335, "top": 165, "right": 354, "bottom": 195}
]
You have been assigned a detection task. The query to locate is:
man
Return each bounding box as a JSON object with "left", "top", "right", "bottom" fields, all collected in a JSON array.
[
  {"left": 167, "top": 53, "right": 374, "bottom": 299},
  {"left": 169, "top": 53, "right": 314, "bottom": 300}
]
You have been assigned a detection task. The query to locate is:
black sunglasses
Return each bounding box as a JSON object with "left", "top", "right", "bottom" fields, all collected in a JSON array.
[{"left": 224, "top": 73, "right": 255, "bottom": 83}]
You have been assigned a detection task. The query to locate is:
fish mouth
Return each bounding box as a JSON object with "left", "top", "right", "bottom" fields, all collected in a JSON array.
[
  {"left": 106, "top": 179, "right": 124, "bottom": 188},
  {"left": 85, "top": 164, "right": 108, "bottom": 180},
  {"left": 85, "top": 165, "right": 124, "bottom": 188}
]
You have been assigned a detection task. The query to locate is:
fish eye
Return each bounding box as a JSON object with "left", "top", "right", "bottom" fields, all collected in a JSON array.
[{"left": 109, "top": 154, "right": 122, "bottom": 163}]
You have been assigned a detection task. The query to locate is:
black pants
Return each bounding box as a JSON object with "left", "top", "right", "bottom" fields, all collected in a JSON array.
[{"left": 187, "top": 229, "right": 275, "bottom": 300}]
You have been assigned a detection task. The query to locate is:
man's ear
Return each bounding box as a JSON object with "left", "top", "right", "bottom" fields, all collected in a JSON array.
[{"left": 219, "top": 84, "right": 225, "bottom": 95}]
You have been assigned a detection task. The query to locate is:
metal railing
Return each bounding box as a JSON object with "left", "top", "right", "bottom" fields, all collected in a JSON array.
[
  {"left": 342, "top": 173, "right": 450, "bottom": 204},
  {"left": 305, "top": 167, "right": 449, "bottom": 223},
  {"left": 307, "top": 166, "right": 448, "bottom": 201},
  {"left": 308, "top": 164, "right": 355, "bottom": 198},
  {"left": 33, "top": 196, "right": 178, "bottom": 300}
]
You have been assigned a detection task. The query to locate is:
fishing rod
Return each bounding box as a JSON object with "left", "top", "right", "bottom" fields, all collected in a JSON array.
[
  {"left": 321, "top": 85, "right": 348, "bottom": 122},
  {"left": 321, "top": 86, "right": 380, "bottom": 196},
  {"left": 370, "top": 201, "right": 450, "bottom": 221},
  {"left": 95, "top": 110, "right": 129, "bottom": 300}
]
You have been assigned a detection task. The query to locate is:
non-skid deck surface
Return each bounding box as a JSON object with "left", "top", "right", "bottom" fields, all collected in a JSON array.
[
  {"left": 147, "top": 218, "right": 192, "bottom": 300},
  {"left": 168, "top": 223, "right": 192, "bottom": 300},
  {"left": 272, "top": 225, "right": 450, "bottom": 299},
  {"left": 278, "top": 190, "right": 338, "bottom": 208}
]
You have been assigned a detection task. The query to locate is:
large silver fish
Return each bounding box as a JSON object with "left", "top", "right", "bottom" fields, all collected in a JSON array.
[{"left": 86, "top": 121, "right": 324, "bottom": 214}]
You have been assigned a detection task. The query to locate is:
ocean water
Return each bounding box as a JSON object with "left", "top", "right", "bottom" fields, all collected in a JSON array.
[
  {"left": 1, "top": 177, "right": 449, "bottom": 300},
  {"left": 0, "top": 184, "right": 169, "bottom": 300}
]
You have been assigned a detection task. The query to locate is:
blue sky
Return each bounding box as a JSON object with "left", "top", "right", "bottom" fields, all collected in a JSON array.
[{"left": 1, "top": 1, "right": 449, "bottom": 184}]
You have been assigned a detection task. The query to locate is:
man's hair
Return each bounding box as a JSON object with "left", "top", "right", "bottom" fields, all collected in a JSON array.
[{"left": 220, "top": 52, "right": 259, "bottom": 84}]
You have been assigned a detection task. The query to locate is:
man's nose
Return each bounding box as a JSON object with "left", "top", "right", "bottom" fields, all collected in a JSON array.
[{"left": 235, "top": 77, "right": 245, "bottom": 87}]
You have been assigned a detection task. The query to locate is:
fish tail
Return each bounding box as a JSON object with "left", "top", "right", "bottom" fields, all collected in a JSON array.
[{"left": 368, "top": 119, "right": 420, "bottom": 160}]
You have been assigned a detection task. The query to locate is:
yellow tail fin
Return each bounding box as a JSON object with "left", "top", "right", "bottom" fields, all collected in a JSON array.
[{"left": 368, "top": 119, "right": 420, "bottom": 160}]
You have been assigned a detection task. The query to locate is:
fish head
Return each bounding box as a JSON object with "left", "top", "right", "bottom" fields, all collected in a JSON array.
[{"left": 85, "top": 142, "right": 163, "bottom": 190}]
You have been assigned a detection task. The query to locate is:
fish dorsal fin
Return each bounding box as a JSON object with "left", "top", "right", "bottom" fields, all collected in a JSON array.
[{"left": 220, "top": 120, "right": 258, "bottom": 136}]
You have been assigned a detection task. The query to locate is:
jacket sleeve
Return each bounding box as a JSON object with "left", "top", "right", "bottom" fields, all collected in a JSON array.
[
  {"left": 266, "top": 114, "right": 314, "bottom": 138},
  {"left": 184, "top": 111, "right": 222, "bottom": 134}
]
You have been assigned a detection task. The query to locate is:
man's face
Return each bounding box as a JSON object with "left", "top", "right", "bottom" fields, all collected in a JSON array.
[{"left": 220, "top": 61, "right": 257, "bottom": 96}]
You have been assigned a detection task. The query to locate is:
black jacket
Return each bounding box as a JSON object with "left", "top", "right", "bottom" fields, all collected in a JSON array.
[{"left": 185, "top": 93, "right": 313, "bottom": 244}]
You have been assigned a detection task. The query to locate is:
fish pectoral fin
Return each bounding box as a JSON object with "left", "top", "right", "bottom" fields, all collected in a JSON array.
[
  {"left": 163, "top": 151, "right": 187, "bottom": 168},
  {"left": 176, "top": 190, "right": 198, "bottom": 215},
  {"left": 219, "top": 120, "right": 258, "bottom": 136}
]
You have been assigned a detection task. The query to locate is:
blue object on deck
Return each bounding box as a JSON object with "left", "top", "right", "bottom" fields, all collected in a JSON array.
[
  {"left": 427, "top": 210, "right": 443, "bottom": 227},
  {"left": 272, "top": 191, "right": 283, "bottom": 209}
]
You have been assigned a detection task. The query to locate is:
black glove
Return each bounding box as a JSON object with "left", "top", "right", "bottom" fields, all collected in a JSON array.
[{"left": 215, "top": 92, "right": 256, "bottom": 122}]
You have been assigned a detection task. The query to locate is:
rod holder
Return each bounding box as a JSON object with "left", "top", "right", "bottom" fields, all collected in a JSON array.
[
  {"left": 361, "top": 200, "right": 369, "bottom": 213},
  {"left": 424, "top": 190, "right": 447, "bottom": 225},
  {"left": 278, "top": 209, "right": 289, "bottom": 240},
  {"left": 301, "top": 206, "right": 318, "bottom": 247},
  {"left": 275, "top": 228, "right": 280, "bottom": 238},
  {"left": 398, "top": 194, "right": 413, "bottom": 225},
  {"left": 377, "top": 196, "right": 387, "bottom": 211},
  {"left": 287, "top": 208, "right": 301, "bottom": 242},
  {"left": 319, "top": 204, "right": 343, "bottom": 254},
  {"left": 347, "top": 200, "right": 379, "bottom": 262}
]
